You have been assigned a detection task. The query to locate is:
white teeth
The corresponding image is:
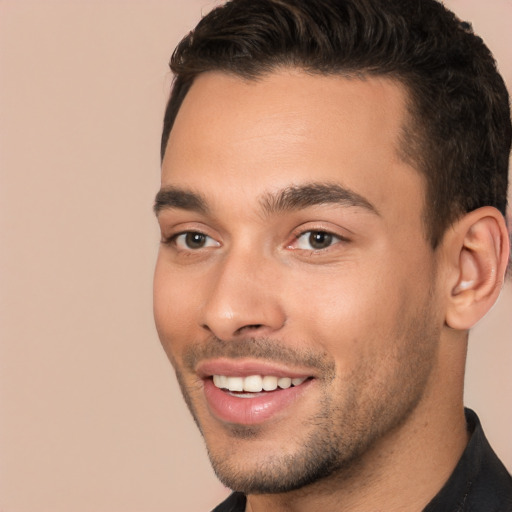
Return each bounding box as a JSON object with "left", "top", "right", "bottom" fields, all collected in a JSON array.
[
  {"left": 226, "top": 376, "right": 244, "bottom": 392},
  {"left": 277, "top": 377, "right": 292, "bottom": 389},
  {"left": 212, "top": 374, "right": 307, "bottom": 392},
  {"left": 213, "top": 374, "right": 230, "bottom": 389},
  {"left": 243, "top": 375, "right": 263, "bottom": 392},
  {"left": 262, "top": 375, "right": 278, "bottom": 391}
]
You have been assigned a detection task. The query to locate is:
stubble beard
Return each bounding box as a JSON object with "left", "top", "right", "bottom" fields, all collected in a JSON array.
[{"left": 171, "top": 304, "right": 440, "bottom": 495}]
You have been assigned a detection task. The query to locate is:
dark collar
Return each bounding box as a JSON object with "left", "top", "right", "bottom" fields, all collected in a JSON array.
[
  {"left": 212, "top": 409, "right": 512, "bottom": 512},
  {"left": 423, "top": 408, "right": 512, "bottom": 511}
]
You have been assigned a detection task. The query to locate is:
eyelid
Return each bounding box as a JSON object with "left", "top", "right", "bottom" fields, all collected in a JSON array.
[
  {"left": 160, "top": 227, "right": 221, "bottom": 250},
  {"left": 176, "top": 232, "right": 220, "bottom": 249},
  {"left": 287, "top": 226, "right": 350, "bottom": 251}
]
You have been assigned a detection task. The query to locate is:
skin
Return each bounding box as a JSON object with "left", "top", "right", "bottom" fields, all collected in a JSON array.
[{"left": 154, "top": 70, "right": 474, "bottom": 512}]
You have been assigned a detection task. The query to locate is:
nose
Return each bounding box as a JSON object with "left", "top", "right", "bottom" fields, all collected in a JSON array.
[{"left": 200, "top": 249, "right": 286, "bottom": 341}]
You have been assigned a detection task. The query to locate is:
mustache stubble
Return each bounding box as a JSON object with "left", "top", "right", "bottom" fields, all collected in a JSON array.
[{"left": 182, "top": 336, "right": 336, "bottom": 379}]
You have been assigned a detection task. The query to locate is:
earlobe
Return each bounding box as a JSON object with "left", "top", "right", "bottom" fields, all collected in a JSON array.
[{"left": 445, "top": 207, "right": 510, "bottom": 330}]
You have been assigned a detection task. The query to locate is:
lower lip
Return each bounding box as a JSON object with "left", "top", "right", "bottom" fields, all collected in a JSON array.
[{"left": 203, "top": 378, "right": 313, "bottom": 425}]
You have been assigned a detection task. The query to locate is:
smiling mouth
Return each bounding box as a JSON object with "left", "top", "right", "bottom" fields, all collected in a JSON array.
[
  {"left": 212, "top": 374, "right": 309, "bottom": 394},
  {"left": 202, "top": 369, "right": 315, "bottom": 424}
]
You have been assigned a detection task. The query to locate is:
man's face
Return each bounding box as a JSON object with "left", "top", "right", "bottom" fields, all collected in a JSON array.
[{"left": 154, "top": 70, "right": 444, "bottom": 493}]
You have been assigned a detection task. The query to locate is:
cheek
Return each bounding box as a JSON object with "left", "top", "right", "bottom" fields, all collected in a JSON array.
[
  {"left": 289, "top": 262, "right": 395, "bottom": 330},
  {"left": 153, "top": 257, "right": 197, "bottom": 356},
  {"left": 287, "top": 257, "right": 422, "bottom": 362}
]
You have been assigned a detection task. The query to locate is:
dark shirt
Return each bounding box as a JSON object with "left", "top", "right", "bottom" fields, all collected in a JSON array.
[{"left": 212, "top": 409, "right": 512, "bottom": 511}]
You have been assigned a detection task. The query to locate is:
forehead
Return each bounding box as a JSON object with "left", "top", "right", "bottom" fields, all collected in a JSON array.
[
  {"left": 166, "top": 70, "right": 409, "bottom": 159},
  {"left": 161, "top": 70, "right": 423, "bottom": 222}
]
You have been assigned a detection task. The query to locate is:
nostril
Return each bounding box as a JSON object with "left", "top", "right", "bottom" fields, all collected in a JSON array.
[
  {"left": 201, "top": 323, "right": 264, "bottom": 336},
  {"left": 235, "top": 324, "right": 263, "bottom": 335}
]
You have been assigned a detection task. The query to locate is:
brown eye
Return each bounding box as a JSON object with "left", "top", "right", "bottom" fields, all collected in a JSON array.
[
  {"left": 292, "top": 230, "right": 341, "bottom": 251},
  {"left": 308, "top": 231, "right": 334, "bottom": 249},
  {"left": 185, "top": 232, "right": 207, "bottom": 249},
  {"left": 174, "top": 232, "right": 220, "bottom": 250}
]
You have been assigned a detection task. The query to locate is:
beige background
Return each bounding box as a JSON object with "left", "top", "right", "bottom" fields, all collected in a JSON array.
[{"left": 0, "top": 1, "right": 510, "bottom": 511}]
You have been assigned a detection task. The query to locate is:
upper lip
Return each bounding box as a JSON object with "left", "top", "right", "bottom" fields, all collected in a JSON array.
[{"left": 196, "top": 358, "right": 314, "bottom": 380}]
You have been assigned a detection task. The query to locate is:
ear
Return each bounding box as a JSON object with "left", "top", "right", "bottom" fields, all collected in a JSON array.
[{"left": 444, "top": 207, "right": 510, "bottom": 330}]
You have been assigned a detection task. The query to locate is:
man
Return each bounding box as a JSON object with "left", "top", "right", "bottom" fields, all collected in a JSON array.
[{"left": 153, "top": 0, "right": 512, "bottom": 510}]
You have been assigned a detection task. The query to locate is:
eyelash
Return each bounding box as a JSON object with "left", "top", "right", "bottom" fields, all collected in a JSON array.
[
  {"left": 161, "top": 228, "right": 349, "bottom": 253},
  {"left": 289, "top": 229, "right": 349, "bottom": 251},
  {"left": 162, "top": 231, "right": 219, "bottom": 250}
]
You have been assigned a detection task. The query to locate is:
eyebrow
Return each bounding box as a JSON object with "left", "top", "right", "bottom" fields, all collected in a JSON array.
[
  {"left": 153, "top": 182, "right": 379, "bottom": 217},
  {"left": 260, "top": 183, "right": 380, "bottom": 216},
  {"left": 154, "top": 187, "right": 209, "bottom": 215}
]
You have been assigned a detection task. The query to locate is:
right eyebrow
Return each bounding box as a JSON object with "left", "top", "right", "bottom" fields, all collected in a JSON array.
[
  {"left": 153, "top": 186, "right": 209, "bottom": 216},
  {"left": 260, "top": 182, "right": 380, "bottom": 216}
]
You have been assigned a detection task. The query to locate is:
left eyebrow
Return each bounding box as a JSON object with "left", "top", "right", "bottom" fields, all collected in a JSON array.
[
  {"left": 260, "top": 183, "right": 380, "bottom": 216},
  {"left": 153, "top": 186, "right": 209, "bottom": 216}
]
